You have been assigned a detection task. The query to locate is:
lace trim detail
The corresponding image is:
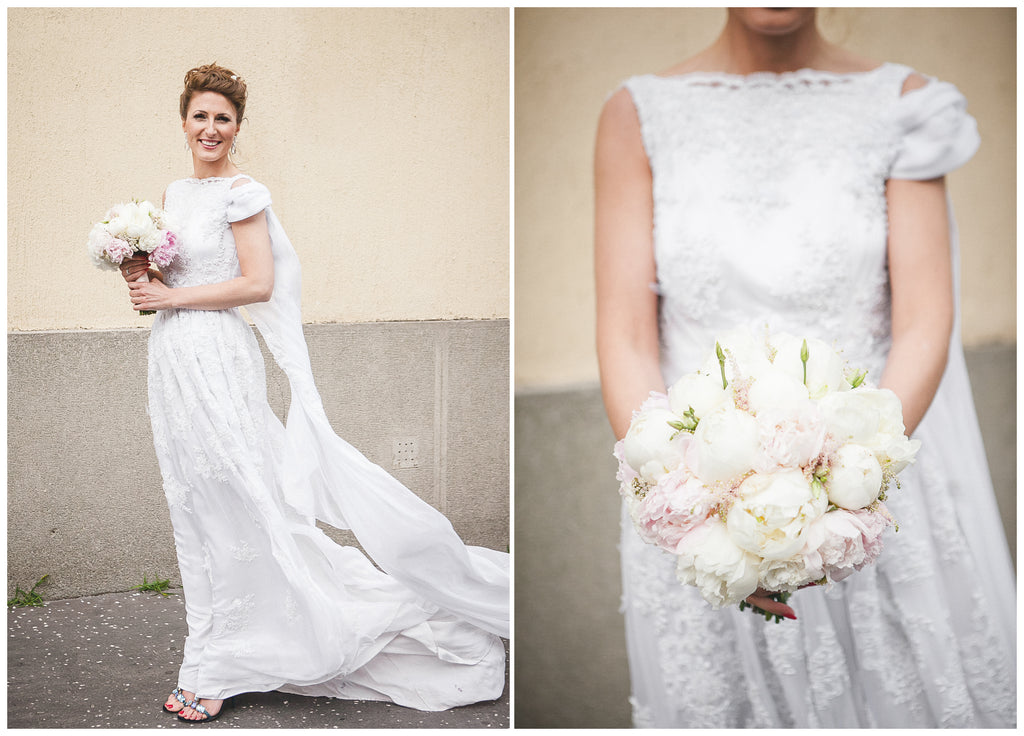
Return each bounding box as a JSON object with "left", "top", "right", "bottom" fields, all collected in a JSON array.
[{"left": 640, "top": 63, "right": 894, "bottom": 91}]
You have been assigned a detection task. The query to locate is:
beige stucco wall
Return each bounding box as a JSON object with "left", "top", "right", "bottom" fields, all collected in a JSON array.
[
  {"left": 9, "top": 7, "right": 508, "bottom": 330},
  {"left": 515, "top": 7, "right": 1015, "bottom": 389}
]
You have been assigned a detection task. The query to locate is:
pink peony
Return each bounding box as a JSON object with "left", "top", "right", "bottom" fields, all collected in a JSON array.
[
  {"left": 631, "top": 468, "right": 716, "bottom": 551},
  {"left": 149, "top": 230, "right": 179, "bottom": 268},
  {"left": 754, "top": 401, "right": 827, "bottom": 472},
  {"left": 800, "top": 506, "right": 891, "bottom": 583},
  {"left": 106, "top": 237, "right": 134, "bottom": 264}
]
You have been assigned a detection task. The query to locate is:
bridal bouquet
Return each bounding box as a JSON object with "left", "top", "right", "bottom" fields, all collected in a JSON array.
[
  {"left": 615, "top": 327, "right": 920, "bottom": 618},
  {"left": 87, "top": 200, "right": 178, "bottom": 315}
]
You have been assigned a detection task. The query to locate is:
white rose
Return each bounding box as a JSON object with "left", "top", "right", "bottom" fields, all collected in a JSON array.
[
  {"left": 747, "top": 365, "right": 810, "bottom": 415},
  {"left": 692, "top": 406, "right": 760, "bottom": 483},
  {"left": 770, "top": 333, "right": 848, "bottom": 398},
  {"left": 675, "top": 518, "right": 761, "bottom": 608},
  {"left": 701, "top": 326, "right": 772, "bottom": 385},
  {"left": 667, "top": 372, "right": 732, "bottom": 422},
  {"left": 726, "top": 469, "right": 827, "bottom": 560},
  {"left": 623, "top": 407, "right": 687, "bottom": 483},
  {"left": 827, "top": 443, "right": 883, "bottom": 510}
]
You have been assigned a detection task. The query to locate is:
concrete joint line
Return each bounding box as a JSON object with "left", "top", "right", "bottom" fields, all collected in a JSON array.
[{"left": 434, "top": 333, "right": 450, "bottom": 513}]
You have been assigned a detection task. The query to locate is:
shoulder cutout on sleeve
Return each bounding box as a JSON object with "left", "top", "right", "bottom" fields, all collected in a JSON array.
[
  {"left": 900, "top": 72, "right": 929, "bottom": 96},
  {"left": 226, "top": 179, "right": 272, "bottom": 223},
  {"left": 890, "top": 75, "right": 979, "bottom": 180}
]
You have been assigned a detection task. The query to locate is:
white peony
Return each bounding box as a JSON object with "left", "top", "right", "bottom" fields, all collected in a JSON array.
[
  {"left": 691, "top": 406, "right": 760, "bottom": 483},
  {"left": 726, "top": 469, "right": 827, "bottom": 560},
  {"left": 747, "top": 364, "right": 811, "bottom": 416},
  {"left": 675, "top": 518, "right": 761, "bottom": 608},
  {"left": 758, "top": 553, "right": 818, "bottom": 593},
  {"left": 667, "top": 372, "right": 732, "bottom": 423},
  {"left": 818, "top": 387, "right": 920, "bottom": 472},
  {"left": 827, "top": 443, "right": 883, "bottom": 510},
  {"left": 622, "top": 406, "right": 688, "bottom": 484},
  {"left": 770, "top": 333, "right": 848, "bottom": 398},
  {"left": 816, "top": 389, "right": 879, "bottom": 445}
]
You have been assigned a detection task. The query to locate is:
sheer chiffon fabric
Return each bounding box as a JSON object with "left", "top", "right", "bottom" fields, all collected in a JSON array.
[
  {"left": 148, "top": 175, "right": 507, "bottom": 710},
  {"left": 618, "top": 63, "right": 1015, "bottom": 727}
]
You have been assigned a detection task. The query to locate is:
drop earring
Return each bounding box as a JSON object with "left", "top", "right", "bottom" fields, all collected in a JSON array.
[{"left": 230, "top": 137, "right": 237, "bottom": 156}]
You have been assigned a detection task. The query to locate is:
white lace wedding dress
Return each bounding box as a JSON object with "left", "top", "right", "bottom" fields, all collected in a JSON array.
[
  {"left": 619, "top": 63, "right": 1015, "bottom": 727},
  {"left": 147, "top": 174, "right": 508, "bottom": 711}
]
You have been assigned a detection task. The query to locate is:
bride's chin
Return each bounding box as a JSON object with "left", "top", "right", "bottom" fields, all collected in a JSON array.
[{"left": 732, "top": 8, "right": 815, "bottom": 35}]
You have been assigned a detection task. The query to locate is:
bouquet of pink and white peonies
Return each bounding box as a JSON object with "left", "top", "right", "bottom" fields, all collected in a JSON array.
[
  {"left": 87, "top": 199, "right": 178, "bottom": 315},
  {"left": 615, "top": 326, "right": 919, "bottom": 618}
]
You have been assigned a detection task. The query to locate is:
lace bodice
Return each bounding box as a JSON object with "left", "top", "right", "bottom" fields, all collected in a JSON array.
[
  {"left": 162, "top": 175, "right": 259, "bottom": 288},
  {"left": 624, "top": 63, "right": 978, "bottom": 383}
]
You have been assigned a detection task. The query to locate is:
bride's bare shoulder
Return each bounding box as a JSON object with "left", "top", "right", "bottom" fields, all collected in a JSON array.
[
  {"left": 655, "top": 51, "right": 721, "bottom": 78},
  {"left": 822, "top": 46, "right": 884, "bottom": 74}
]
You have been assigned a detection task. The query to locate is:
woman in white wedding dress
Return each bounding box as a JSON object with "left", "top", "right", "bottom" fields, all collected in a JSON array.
[
  {"left": 595, "top": 9, "right": 1014, "bottom": 728},
  {"left": 121, "top": 64, "right": 508, "bottom": 723}
]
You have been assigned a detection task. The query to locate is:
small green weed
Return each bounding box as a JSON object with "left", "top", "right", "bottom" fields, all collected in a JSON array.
[
  {"left": 132, "top": 574, "right": 174, "bottom": 597},
  {"left": 8, "top": 574, "right": 50, "bottom": 608}
]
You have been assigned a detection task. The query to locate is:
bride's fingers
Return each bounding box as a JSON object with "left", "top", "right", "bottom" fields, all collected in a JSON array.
[{"left": 746, "top": 594, "right": 797, "bottom": 620}]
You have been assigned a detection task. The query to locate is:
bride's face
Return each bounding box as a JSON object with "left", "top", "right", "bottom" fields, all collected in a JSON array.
[{"left": 182, "top": 91, "right": 240, "bottom": 164}]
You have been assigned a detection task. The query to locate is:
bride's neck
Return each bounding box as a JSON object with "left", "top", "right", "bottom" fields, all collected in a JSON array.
[
  {"left": 709, "top": 12, "right": 828, "bottom": 75},
  {"left": 191, "top": 156, "right": 240, "bottom": 180}
]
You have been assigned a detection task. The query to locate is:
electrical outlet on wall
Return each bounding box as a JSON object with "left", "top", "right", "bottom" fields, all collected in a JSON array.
[{"left": 393, "top": 438, "right": 419, "bottom": 468}]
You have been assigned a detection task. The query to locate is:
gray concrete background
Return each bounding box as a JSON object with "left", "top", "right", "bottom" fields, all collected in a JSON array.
[
  {"left": 513, "top": 344, "right": 1016, "bottom": 728},
  {"left": 7, "top": 319, "right": 509, "bottom": 600}
]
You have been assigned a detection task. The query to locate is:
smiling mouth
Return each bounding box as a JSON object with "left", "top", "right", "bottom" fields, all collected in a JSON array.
[{"left": 199, "top": 139, "right": 221, "bottom": 149}]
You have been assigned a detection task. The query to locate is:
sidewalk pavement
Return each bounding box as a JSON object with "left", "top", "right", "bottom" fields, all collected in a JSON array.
[{"left": 7, "top": 589, "right": 509, "bottom": 728}]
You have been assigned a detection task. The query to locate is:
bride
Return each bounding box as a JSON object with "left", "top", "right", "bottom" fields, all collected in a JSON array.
[
  {"left": 122, "top": 64, "right": 508, "bottom": 723},
  {"left": 595, "top": 8, "right": 1014, "bottom": 728}
]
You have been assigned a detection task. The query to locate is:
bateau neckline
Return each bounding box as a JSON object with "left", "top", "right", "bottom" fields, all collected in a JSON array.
[
  {"left": 646, "top": 62, "right": 896, "bottom": 84},
  {"left": 181, "top": 173, "right": 249, "bottom": 184}
]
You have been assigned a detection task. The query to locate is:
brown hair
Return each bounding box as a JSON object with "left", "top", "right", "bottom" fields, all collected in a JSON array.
[{"left": 179, "top": 63, "right": 247, "bottom": 122}]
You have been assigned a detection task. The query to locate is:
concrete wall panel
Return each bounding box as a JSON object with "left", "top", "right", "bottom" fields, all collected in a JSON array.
[{"left": 8, "top": 320, "right": 509, "bottom": 600}]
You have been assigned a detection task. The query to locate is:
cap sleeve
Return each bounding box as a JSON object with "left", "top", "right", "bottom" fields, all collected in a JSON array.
[
  {"left": 226, "top": 179, "right": 272, "bottom": 222},
  {"left": 890, "top": 79, "right": 979, "bottom": 180}
]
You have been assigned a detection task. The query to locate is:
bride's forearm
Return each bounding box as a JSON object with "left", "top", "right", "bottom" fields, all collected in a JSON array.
[
  {"left": 877, "top": 326, "right": 950, "bottom": 436},
  {"left": 167, "top": 275, "right": 273, "bottom": 311}
]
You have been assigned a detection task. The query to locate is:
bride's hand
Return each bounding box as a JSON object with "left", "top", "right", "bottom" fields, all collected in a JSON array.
[
  {"left": 745, "top": 588, "right": 798, "bottom": 620},
  {"left": 120, "top": 257, "right": 152, "bottom": 283},
  {"left": 128, "top": 278, "right": 175, "bottom": 312}
]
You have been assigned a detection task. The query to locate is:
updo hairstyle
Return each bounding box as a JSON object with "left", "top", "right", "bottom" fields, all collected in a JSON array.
[{"left": 179, "top": 63, "right": 247, "bottom": 122}]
